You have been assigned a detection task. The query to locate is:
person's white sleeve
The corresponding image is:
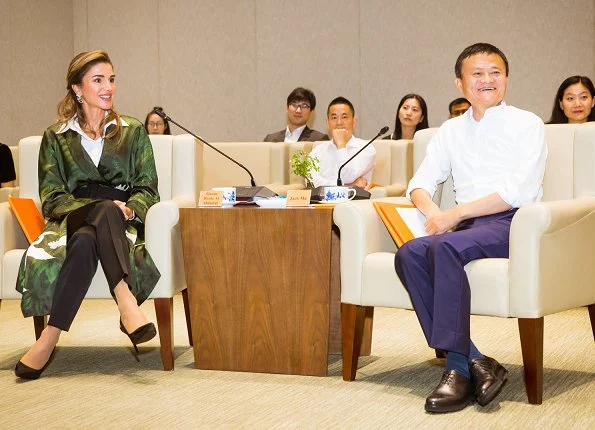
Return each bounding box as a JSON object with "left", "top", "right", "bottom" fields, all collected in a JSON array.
[
  {"left": 337, "top": 145, "right": 376, "bottom": 185},
  {"left": 406, "top": 131, "right": 451, "bottom": 201},
  {"left": 494, "top": 119, "right": 547, "bottom": 207},
  {"left": 309, "top": 144, "right": 335, "bottom": 187}
]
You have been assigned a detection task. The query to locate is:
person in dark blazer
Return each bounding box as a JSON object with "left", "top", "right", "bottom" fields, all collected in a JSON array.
[{"left": 264, "top": 87, "right": 329, "bottom": 142}]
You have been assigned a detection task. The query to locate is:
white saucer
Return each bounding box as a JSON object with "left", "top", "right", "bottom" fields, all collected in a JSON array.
[{"left": 318, "top": 200, "right": 350, "bottom": 205}]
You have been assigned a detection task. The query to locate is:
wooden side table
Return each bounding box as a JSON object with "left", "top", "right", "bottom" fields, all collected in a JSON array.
[{"left": 180, "top": 206, "right": 372, "bottom": 376}]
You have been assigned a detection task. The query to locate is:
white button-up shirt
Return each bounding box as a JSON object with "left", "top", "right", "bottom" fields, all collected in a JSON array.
[
  {"left": 57, "top": 115, "right": 129, "bottom": 167},
  {"left": 309, "top": 136, "right": 376, "bottom": 187},
  {"left": 407, "top": 103, "right": 547, "bottom": 208},
  {"left": 284, "top": 125, "right": 306, "bottom": 143}
]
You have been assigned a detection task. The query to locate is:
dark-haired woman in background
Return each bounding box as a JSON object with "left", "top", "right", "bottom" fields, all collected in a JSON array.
[
  {"left": 547, "top": 75, "right": 595, "bottom": 124},
  {"left": 386, "top": 93, "right": 429, "bottom": 140},
  {"left": 144, "top": 106, "right": 171, "bottom": 135},
  {"left": 14, "top": 50, "right": 160, "bottom": 379}
]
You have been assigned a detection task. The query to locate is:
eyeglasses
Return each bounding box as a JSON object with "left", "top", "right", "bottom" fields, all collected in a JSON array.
[
  {"left": 148, "top": 121, "right": 165, "bottom": 128},
  {"left": 289, "top": 102, "right": 311, "bottom": 111}
]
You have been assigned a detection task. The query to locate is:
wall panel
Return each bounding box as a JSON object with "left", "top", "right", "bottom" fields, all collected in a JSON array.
[
  {"left": 1, "top": 0, "right": 73, "bottom": 146},
  {"left": 1, "top": 0, "right": 593, "bottom": 145},
  {"left": 159, "top": 0, "right": 258, "bottom": 141}
]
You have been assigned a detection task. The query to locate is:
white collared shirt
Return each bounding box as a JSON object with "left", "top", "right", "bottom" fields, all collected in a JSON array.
[
  {"left": 407, "top": 103, "right": 547, "bottom": 208},
  {"left": 284, "top": 125, "right": 306, "bottom": 143},
  {"left": 57, "top": 115, "right": 129, "bottom": 167},
  {"left": 309, "top": 136, "right": 376, "bottom": 187}
]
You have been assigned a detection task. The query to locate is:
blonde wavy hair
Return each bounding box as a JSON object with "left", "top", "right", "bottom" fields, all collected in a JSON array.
[{"left": 57, "top": 50, "right": 121, "bottom": 139}]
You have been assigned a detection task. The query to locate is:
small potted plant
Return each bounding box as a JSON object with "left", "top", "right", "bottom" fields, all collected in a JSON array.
[{"left": 290, "top": 150, "right": 320, "bottom": 189}]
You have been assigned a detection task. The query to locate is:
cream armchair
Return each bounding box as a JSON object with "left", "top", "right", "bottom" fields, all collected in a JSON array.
[
  {"left": 334, "top": 124, "right": 595, "bottom": 404},
  {"left": 0, "top": 133, "right": 202, "bottom": 370}
]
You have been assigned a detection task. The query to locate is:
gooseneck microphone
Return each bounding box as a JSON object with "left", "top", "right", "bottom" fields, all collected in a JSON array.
[
  {"left": 154, "top": 108, "right": 257, "bottom": 186},
  {"left": 336, "top": 126, "right": 389, "bottom": 186}
]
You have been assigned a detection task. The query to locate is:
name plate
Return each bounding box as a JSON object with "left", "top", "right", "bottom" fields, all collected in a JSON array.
[
  {"left": 286, "top": 189, "right": 312, "bottom": 207},
  {"left": 199, "top": 190, "right": 223, "bottom": 207}
]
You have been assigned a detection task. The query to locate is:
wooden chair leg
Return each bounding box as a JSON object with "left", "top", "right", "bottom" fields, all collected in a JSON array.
[
  {"left": 341, "top": 303, "right": 370, "bottom": 381},
  {"left": 154, "top": 298, "right": 174, "bottom": 371},
  {"left": 181, "top": 288, "right": 193, "bottom": 346},
  {"left": 518, "top": 317, "right": 544, "bottom": 405},
  {"left": 33, "top": 315, "right": 47, "bottom": 340},
  {"left": 588, "top": 304, "right": 595, "bottom": 341},
  {"left": 359, "top": 306, "right": 375, "bottom": 356}
]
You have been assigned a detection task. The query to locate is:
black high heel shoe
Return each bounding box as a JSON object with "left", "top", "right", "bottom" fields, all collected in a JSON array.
[
  {"left": 119, "top": 320, "right": 157, "bottom": 360},
  {"left": 15, "top": 348, "right": 56, "bottom": 380}
]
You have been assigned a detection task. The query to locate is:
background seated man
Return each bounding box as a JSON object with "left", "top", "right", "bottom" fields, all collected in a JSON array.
[
  {"left": 309, "top": 96, "right": 375, "bottom": 188},
  {"left": 264, "top": 87, "right": 329, "bottom": 142},
  {"left": 448, "top": 97, "right": 471, "bottom": 118},
  {"left": 0, "top": 142, "right": 16, "bottom": 187}
]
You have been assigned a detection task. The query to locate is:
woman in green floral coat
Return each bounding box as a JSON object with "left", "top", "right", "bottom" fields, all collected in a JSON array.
[{"left": 15, "top": 51, "right": 160, "bottom": 379}]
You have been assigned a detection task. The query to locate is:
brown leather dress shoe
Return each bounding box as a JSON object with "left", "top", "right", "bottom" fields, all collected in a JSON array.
[
  {"left": 425, "top": 370, "right": 473, "bottom": 413},
  {"left": 470, "top": 356, "right": 509, "bottom": 406}
]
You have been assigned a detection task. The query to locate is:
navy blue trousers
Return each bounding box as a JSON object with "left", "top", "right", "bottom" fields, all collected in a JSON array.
[{"left": 394, "top": 209, "right": 517, "bottom": 356}]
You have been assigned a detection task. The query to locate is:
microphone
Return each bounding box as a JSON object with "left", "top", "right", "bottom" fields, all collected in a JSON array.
[
  {"left": 336, "top": 126, "right": 389, "bottom": 186},
  {"left": 154, "top": 108, "right": 257, "bottom": 187}
]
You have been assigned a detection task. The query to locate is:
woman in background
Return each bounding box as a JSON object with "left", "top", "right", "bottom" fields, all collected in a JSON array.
[
  {"left": 15, "top": 50, "right": 160, "bottom": 379},
  {"left": 547, "top": 75, "right": 595, "bottom": 124},
  {"left": 387, "top": 93, "right": 429, "bottom": 140},
  {"left": 144, "top": 106, "right": 171, "bottom": 135}
]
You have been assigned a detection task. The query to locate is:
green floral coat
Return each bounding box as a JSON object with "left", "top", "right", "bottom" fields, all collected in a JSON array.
[{"left": 16, "top": 116, "right": 161, "bottom": 317}]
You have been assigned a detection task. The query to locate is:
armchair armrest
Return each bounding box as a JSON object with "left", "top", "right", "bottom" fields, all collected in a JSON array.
[
  {"left": 333, "top": 197, "right": 405, "bottom": 303},
  {"left": 0, "top": 202, "right": 28, "bottom": 256},
  {"left": 369, "top": 183, "right": 407, "bottom": 199},
  {"left": 509, "top": 196, "right": 595, "bottom": 317},
  {"left": 172, "top": 195, "right": 196, "bottom": 208},
  {"left": 0, "top": 186, "right": 19, "bottom": 202},
  {"left": 145, "top": 200, "right": 186, "bottom": 297}
]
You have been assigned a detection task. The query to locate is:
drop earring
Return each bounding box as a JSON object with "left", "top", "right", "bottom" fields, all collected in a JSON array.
[{"left": 76, "top": 93, "right": 83, "bottom": 104}]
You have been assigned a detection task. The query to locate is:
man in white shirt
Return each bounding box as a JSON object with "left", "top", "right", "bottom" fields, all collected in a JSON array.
[
  {"left": 309, "top": 97, "right": 376, "bottom": 188},
  {"left": 394, "top": 43, "right": 547, "bottom": 414},
  {"left": 263, "top": 87, "right": 329, "bottom": 143}
]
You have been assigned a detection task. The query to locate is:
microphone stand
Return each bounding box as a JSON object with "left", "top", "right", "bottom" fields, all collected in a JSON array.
[
  {"left": 336, "top": 126, "right": 388, "bottom": 186},
  {"left": 155, "top": 109, "right": 256, "bottom": 186}
]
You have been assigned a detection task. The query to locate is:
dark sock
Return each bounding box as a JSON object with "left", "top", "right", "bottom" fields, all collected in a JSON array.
[
  {"left": 445, "top": 351, "right": 470, "bottom": 379},
  {"left": 469, "top": 340, "right": 484, "bottom": 361}
]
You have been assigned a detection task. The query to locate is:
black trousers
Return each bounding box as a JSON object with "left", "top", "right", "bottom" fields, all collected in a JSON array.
[{"left": 48, "top": 200, "right": 131, "bottom": 331}]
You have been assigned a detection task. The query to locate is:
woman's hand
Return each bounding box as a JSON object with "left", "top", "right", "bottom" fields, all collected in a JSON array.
[{"left": 114, "top": 200, "right": 134, "bottom": 220}]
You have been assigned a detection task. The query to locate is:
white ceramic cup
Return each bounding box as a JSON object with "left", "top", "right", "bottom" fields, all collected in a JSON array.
[
  {"left": 321, "top": 186, "right": 356, "bottom": 203},
  {"left": 211, "top": 187, "right": 236, "bottom": 205}
]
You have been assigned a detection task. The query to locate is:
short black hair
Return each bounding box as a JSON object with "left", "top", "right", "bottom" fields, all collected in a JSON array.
[
  {"left": 287, "top": 87, "right": 316, "bottom": 110},
  {"left": 448, "top": 97, "right": 470, "bottom": 113},
  {"left": 454, "top": 43, "right": 509, "bottom": 79},
  {"left": 327, "top": 96, "right": 355, "bottom": 117}
]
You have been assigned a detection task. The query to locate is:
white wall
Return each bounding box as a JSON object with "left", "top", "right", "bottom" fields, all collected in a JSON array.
[{"left": 0, "top": 0, "right": 73, "bottom": 146}]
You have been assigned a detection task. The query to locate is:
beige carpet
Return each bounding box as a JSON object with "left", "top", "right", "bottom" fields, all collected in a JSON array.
[{"left": 1, "top": 297, "right": 593, "bottom": 429}]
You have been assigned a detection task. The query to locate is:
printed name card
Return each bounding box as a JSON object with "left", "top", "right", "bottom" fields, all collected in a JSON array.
[
  {"left": 286, "top": 189, "right": 312, "bottom": 207},
  {"left": 199, "top": 190, "right": 223, "bottom": 207}
]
